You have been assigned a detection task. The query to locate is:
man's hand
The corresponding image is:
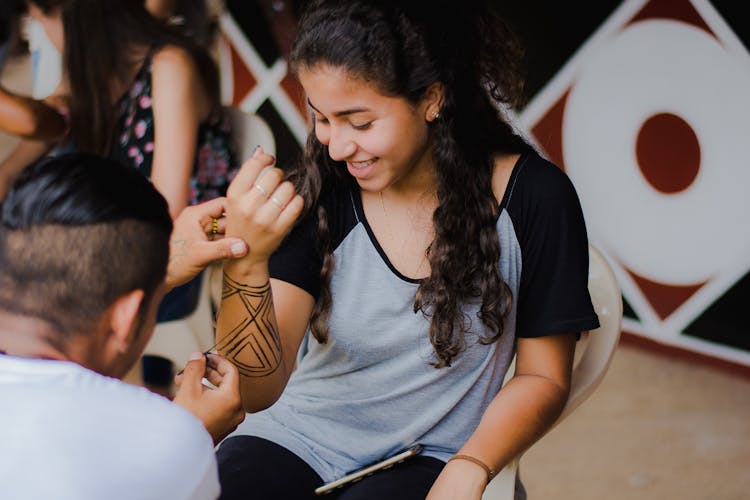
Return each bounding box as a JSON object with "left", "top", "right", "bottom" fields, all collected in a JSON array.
[
  {"left": 173, "top": 352, "right": 245, "bottom": 444},
  {"left": 165, "top": 198, "right": 249, "bottom": 290}
]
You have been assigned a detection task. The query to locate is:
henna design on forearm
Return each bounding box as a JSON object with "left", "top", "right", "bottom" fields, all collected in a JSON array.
[{"left": 217, "top": 274, "right": 282, "bottom": 377}]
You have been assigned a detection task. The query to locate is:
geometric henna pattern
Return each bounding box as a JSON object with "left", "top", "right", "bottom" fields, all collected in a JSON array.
[{"left": 217, "top": 275, "right": 282, "bottom": 377}]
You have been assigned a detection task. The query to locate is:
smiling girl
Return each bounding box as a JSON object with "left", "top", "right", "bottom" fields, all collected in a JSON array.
[{"left": 215, "top": 1, "right": 599, "bottom": 499}]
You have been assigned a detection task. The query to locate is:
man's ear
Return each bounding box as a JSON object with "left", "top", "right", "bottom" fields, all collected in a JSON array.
[
  {"left": 423, "top": 82, "right": 445, "bottom": 122},
  {"left": 109, "top": 289, "right": 145, "bottom": 353}
]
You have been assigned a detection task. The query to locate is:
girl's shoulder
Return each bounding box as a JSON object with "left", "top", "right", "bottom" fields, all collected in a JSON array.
[
  {"left": 496, "top": 150, "right": 588, "bottom": 246},
  {"left": 149, "top": 44, "right": 211, "bottom": 117},
  {"left": 516, "top": 151, "right": 577, "bottom": 197},
  {"left": 150, "top": 45, "right": 199, "bottom": 76},
  {"left": 495, "top": 150, "right": 579, "bottom": 206}
]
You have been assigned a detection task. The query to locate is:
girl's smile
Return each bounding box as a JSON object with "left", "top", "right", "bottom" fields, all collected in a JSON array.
[
  {"left": 299, "top": 63, "right": 441, "bottom": 195},
  {"left": 346, "top": 158, "right": 379, "bottom": 179}
]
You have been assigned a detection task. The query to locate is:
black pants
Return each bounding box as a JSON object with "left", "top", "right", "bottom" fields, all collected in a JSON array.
[{"left": 216, "top": 436, "right": 445, "bottom": 500}]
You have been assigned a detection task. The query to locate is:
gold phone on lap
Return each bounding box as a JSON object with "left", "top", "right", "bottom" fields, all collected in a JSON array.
[{"left": 314, "top": 444, "right": 424, "bottom": 496}]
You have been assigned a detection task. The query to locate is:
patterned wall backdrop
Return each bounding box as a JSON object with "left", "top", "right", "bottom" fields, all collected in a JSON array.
[
  {"left": 219, "top": 0, "right": 750, "bottom": 371},
  {"left": 219, "top": 0, "right": 307, "bottom": 169}
]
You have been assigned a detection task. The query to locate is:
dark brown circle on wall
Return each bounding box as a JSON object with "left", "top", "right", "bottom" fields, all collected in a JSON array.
[{"left": 636, "top": 112, "right": 701, "bottom": 194}]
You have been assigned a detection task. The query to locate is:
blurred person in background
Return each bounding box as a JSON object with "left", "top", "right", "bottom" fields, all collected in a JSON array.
[
  {"left": 0, "top": 0, "right": 66, "bottom": 154},
  {"left": 0, "top": 0, "right": 27, "bottom": 69},
  {"left": 147, "top": 0, "right": 219, "bottom": 48},
  {"left": 4, "top": 0, "right": 236, "bottom": 213},
  {"left": 0, "top": 0, "right": 239, "bottom": 394},
  {"left": 0, "top": 84, "right": 65, "bottom": 139}
]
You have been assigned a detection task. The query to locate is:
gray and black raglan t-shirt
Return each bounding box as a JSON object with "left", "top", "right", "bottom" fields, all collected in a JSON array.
[{"left": 231, "top": 150, "right": 599, "bottom": 483}]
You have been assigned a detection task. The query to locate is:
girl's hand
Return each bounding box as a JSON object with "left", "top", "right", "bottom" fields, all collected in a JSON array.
[
  {"left": 426, "top": 459, "right": 488, "bottom": 500},
  {"left": 224, "top": 147, "right": 304, "bottom": 270}
]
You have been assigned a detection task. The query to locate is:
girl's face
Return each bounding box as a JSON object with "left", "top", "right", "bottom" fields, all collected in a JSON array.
[{"left": 299, "top": 64, "right": 442, "bottom": 193}]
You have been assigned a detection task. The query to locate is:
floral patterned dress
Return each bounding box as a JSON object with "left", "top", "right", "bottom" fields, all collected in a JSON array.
[
  {"left": 110, "top": 51, "right": 238, "bottom": 205},
  {"left": 110, "top": 51, "right": 239, "bottom": 329}
]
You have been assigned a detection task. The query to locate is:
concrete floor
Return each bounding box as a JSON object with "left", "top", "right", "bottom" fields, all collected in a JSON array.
[
  {"left": 521, "top": 342, "right": 750, "bottom": 500},
  {"left": 3, "top": 53, "right": 749, "bottom": 500}
]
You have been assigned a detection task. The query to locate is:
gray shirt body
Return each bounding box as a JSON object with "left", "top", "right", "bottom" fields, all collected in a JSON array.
[{"left": 230, "top": 151, "right": 598, "bottom": 483}]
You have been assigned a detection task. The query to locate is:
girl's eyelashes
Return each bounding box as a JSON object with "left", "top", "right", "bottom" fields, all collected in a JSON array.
[{"left": 312, "top": 113, "right": 371, "bottom": 131}]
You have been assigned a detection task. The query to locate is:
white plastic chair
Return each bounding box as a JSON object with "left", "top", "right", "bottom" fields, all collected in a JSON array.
[
  {"left": 482, "top": 244, "right": 623, "bottom": 500},
  {"left": 142, "top": 264, "right": 223, "bottom": 368},
  {"left": 224, "top": 106, "right": 276, "bottom": 160}
]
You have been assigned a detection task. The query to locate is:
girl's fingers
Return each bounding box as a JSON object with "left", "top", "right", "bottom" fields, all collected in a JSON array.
[
  {"left": 226, "top": 148, "right": 275, "bottom": 198},
  {"left": 249, "top": 167, "right": 284, "bottom": 201},
  {"left": 273, "top": 194, "right": 305, "bottom": 233},
  {"left": 267, "top": 181, "right": 296, "bottom": 211},
  {"left": 247, "top": 181, "right": 297, "bottom": 225}
]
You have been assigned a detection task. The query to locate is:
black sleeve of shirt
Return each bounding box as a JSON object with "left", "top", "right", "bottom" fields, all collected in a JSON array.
[
  {"left": 268, "top": 175, "right": 353, "bottom": 300},
  {"left": 510, "top": 154, "right": 600, "bottom": 338},
  {"left": 269, "top": 207, "right": 323, "bottom": 300}
]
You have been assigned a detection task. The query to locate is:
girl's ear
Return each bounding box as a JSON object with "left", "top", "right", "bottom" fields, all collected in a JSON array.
[{"left": 423, "top": 82, "right": 445, "bottom": 122}]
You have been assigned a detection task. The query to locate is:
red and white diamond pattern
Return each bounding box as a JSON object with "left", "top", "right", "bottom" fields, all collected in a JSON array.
[
  {"left": 218, "top": 11, "right": 308, "bottom": 145},
  {"left": 518, "top": 0, "right": 750, "bottom": 367}
]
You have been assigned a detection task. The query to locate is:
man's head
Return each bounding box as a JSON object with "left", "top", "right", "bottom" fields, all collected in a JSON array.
[{"left": 0, "top": 153, "right": 172, "bottom": 376}]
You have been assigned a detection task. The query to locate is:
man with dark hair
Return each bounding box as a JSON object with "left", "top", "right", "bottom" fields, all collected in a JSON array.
[{"left": 0, "top": 153, "right": 251, "bottom": 499}]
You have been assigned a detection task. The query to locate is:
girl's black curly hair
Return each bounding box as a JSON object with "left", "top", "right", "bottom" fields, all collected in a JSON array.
[{"left": 288, "top": 0, "right": 531, "bottom": 367}]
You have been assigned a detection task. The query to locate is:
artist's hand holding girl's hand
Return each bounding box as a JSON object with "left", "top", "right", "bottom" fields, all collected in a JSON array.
[
  {"left": 426, "top": 458, "right": 488, "bottom": 500},
  {"left": 165, "top": 197, "right": 249, "bottom": 290},
  {"left": 223, "top": 147, "right": 304, "bottom": 273}
]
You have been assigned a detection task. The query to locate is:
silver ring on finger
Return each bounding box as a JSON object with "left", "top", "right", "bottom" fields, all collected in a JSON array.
[
  {"left": 269, "top": 195, "right": 284, "bottom": 208},
  {"left": 254, "top": 183, "right": 268, "bottom": 196}
]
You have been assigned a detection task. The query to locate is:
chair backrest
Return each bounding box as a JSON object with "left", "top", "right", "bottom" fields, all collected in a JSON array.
[
  {"left": 143, "top": 266, "right": 220, "bottom": 366},
  {"left": 560, "top": 245, "right": 623, "bottom": 420},
  {"left": 224, "top": 106, "right": 276, "bottom": 160},
  {"left": 482, "top": 244, "right": 623, "bottom": 500}
]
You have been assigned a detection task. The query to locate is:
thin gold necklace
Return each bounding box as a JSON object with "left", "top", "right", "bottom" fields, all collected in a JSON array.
[{"left": 379, "top": 191, "right": 429, "bottom": 278}]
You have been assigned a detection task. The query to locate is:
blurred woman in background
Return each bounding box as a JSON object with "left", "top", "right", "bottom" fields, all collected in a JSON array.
[
  {"left": 14, "top": 0, "right": 236, "bottom": 214},
  {"left": 1, "top": 0, "right": 239, "bottom": 392}
]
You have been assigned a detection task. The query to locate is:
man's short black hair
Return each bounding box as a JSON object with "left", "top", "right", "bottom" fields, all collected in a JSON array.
[{"left": 0, "top": 153, "right": 173, "bottom": 335}]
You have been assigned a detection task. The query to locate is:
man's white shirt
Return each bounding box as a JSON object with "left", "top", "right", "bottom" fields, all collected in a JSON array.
[{"left": 0, "top": 355, "right": 219, "bottom": 500}]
